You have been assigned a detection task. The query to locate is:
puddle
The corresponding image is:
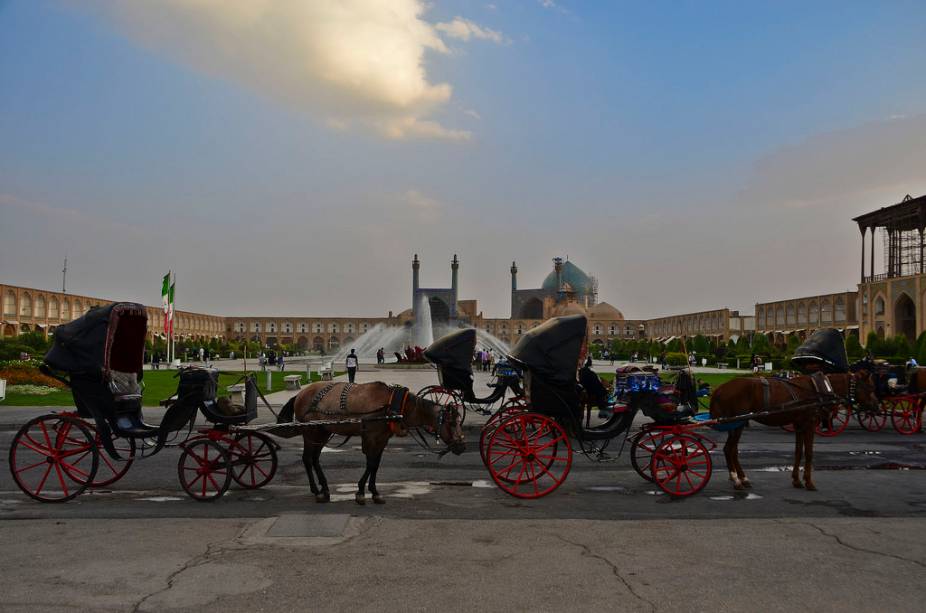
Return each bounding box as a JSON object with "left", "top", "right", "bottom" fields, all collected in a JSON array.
[
  {"left": 745, "top": 493, "right": 763, "bottom": 500},
  {"left": 135, "top": 496, "right": 183, "bottom": 502},
  {"left": 471, "top": 480, "right": 495, "bottom": 488},
  {"left": 586, "top": 485, "right": 627, "bottom": 492},
  {"left": 644, "top": 490, "right": 665, "bottom": 496},
  {"left": 848, "top": 450, "right": 881, "bottom": 456},
  {"left": 710, "top": 496, "right": 735, "bottom": 501},
  {"left": 321, "top": 447, "right": 345, "bottom": 453}
]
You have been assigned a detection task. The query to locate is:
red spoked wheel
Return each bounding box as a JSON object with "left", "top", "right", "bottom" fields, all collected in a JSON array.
[
  {"left": 479, "top": 397, "right": 529, "bottom": 465},
  {"left": 889, "top": 397, "right": 923, "bottom": 435},
  {"left": 417, "top": 385, "right": 466, "bottom": 427},
  {"left": 630, "top": 429, "right": 667, "bottom": 482},
  {"left": 651, "top": 434, "right": 712, "bottom": 497},
  {"left": 855, "top": 406, "right": 887, "bottom": 432},
  {"left": 229, "top": 432, "right": 278, "bottom": 489},
  {"left": 9, "top": 414, "right": 99, "bottom": 503},
  {"left": 815, "top": 405, "right": 851, "bottom": 437},
  {"left": 178, "top": 439, "right": 231, "bottom": 501},
  {"left": 485, "top": 412, "right": 572, "bottom": 499},
  {"left": 86, "top": 431, "right": 136, "bottom": 488}
]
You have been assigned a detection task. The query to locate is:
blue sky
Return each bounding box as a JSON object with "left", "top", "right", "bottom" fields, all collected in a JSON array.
[{"left": 2, "top": 1, "right": 926, "bottom": 318}]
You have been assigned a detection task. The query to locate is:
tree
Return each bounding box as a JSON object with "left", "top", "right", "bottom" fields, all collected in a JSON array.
[{"left": 845, "top": 334, "right": 863, "bottom": 359}]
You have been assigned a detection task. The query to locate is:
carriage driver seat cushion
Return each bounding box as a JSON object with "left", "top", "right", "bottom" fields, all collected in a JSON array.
[{"left": 109, "top": 371, "right": 158, "bottom": 438}]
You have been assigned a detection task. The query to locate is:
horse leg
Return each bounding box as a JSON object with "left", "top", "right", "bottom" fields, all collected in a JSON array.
[
  {"left": 723, "top": 429, "right": 744, "bottom": 490},
  {"left": 792, "top": 426, "right": 805, "bottom": 489},
  {"left": 368, "top": 450, "right": 386, "bottom": 504},
  {"left": 730, "top": 426, "right": 751, "bottom": 488},
  {"left": 803, "top": 426, "right": 817, "bottom": 491},
  {"left": 311, "top": 442, "right": 331, "bottom": 503},
  {"left": 302, "top": 442, "right": 319, "bottom": 497}
]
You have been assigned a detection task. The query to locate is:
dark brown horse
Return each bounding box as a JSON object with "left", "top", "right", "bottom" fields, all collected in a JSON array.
[
  {"left": 709, "top": 371, "right": 877, "bottom": 491},
  {"left": 277, "top": 381, "right": 464, "bottom": 504}
]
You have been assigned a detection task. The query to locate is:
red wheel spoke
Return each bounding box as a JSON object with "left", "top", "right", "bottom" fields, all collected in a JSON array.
[
  {"left": 38, "top": 420, "right": 53, "bottom": 450},
  {"left": 34, "top": 463, "right": 53, "bottom": 495},
  {"left": 59, "top": 460, "right": 91, "bottom": 479},
  {"left": 20, "top": 434, "right": 51, "bottom": 456},
  {"left": 15, "top": 459, "right": 49, "bottom": 474},
  {"left": 53, "top": 463, "right": 70, "bottom": 497}
]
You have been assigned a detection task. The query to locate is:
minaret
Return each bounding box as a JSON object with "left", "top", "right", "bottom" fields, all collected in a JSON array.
[
  {"left": 450, "top": 254, "right": 459, "bottom": 318},
  {"left": 553, "top": 257, "right": 564, "bottom": 294},
  {"left": 412, "top": 254, "right": 420, "bottom": 312},
  {"left": 510, "top": 261, "right": 518, "bottom": 292}
]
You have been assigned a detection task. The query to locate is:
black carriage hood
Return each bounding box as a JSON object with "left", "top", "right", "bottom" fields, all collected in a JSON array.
[
  {"left": 44, "top": 302, "right": 148, "bottom": 377},
  {"left": 508, "top": 314, "right": 587, "bottom": 385},
  {"left": 424, "top": 328, "right": 476, "bottom": 372},
  {"left": 791, "top": 328, "right": 849, "bottom": 373}
]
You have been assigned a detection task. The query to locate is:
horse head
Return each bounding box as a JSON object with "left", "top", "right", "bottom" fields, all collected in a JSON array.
[
  {"left": 847, "top": 365, "right": 880, "bottom": 412},
  {"left": 414, "top": 395, "right": 466, "bottom": 455}
]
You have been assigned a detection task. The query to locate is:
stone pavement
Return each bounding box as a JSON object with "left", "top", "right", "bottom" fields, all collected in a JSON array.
[{"left": 0, "top": 516, "right": 923, "bottom": 612}]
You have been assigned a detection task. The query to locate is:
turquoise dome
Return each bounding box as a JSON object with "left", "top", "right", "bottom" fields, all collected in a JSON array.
[{"left": 542, "top": 261, "right": 594, "bottom": 294}]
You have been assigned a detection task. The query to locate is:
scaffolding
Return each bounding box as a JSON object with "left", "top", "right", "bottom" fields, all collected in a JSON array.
[
  {"left": 854, "top": 194, "right": 926, "bottom": 282},
  {"left": 882, "top": 226, "right": 924, "bottom": 278}
]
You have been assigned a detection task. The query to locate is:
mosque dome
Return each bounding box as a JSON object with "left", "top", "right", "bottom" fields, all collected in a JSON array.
[
  {"left": 587, "top": 302, "right": 624, "bottom": 321},
  {"left": 542, "top": 261, "right": 595, "bottom": 295}
]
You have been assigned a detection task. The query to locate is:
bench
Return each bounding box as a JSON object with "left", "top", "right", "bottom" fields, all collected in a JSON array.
[
  {"left": 0, "top": 379, "right": 5, "bottom": 402},
  {"left": 319, "top": 362, "right": 333, "bottom": 381},
  {"left": 227, "top": 383, "right": 246, "bottom": 405},
  {"left": 284, "top": 375, "right": 303, "bottom": 390}
]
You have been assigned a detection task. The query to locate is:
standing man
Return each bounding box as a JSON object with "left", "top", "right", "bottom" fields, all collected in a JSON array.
[
  {"left": 278, "top": 354, "right": 285, "bottom": 371},
  {"left": 346, "top": 348, "right": 359, "bottom": 383}
]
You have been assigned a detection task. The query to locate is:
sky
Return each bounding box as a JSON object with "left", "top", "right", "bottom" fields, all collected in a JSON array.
[{"left": 2, "top": 0, "right": 926, "bottom": 319}]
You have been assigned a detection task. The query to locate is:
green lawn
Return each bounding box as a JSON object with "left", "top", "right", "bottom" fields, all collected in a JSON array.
[{"left": 0, "top": 368, "right": 334, "bottom": 407}]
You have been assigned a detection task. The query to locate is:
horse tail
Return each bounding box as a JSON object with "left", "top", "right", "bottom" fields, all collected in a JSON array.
[{"left": 278, "top": 396, "right": 296, "bottom": 424}]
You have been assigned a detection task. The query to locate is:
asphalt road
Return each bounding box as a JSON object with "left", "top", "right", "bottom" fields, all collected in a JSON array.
[{"left": 2, "top": 420, "right": 924, "bottom": 521}]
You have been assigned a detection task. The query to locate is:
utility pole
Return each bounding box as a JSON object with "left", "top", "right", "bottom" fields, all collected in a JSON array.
[{"left": 62, "top": 256, "right": 68, "bottom": 293}]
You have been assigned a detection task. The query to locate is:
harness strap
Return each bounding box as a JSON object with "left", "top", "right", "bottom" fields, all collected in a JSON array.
[
  {"left": 339, "top": 383, "right": 355, "bottom": 413},
  {"left": 308, "top": 382, "right": 338, "bottom": 415},
  {"left": 386, "top": 385, "right": 410, "bottom": 434}
]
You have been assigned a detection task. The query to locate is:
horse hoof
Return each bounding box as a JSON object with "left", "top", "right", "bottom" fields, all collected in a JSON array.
[
  {"left": 742, "top": 479, "right": 753, "bottom": 489},
  {"left": 805, "top": 483, "right": 817, "bottom": 492},
  {"left": 732, "top": 481, "right": 745, "bottom": 490},
  {"left": 315, "top": 494, "right": 330, "bottom": 503},
  {"left": 355, "top": 494, "right": 366, "bottom": 505},
  {"left": 372, "top": 495, "right": 385, "bottom": 505},
  {"left": 792, "top": 481, "right": 804, "bottom": 489}
]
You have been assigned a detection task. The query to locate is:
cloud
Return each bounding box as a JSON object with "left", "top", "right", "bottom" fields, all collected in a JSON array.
[
  {"left": 83, "top": 0, "right": 478, "bottom": 140},
  {"left": 464, "top": 109, "right": 482, "bottom": 120},
  {"left": 742, "top": 114, "right": 926, "bottom": 209},
  {"left": 436, "top": 17, "right": 507, "bottom": 44},
  {"left": 403, "top": 189, "right": 444, "bottom": 222}
]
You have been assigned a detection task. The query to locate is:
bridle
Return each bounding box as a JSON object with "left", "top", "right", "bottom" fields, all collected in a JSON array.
[{"left": 405, "top": 394, "right": 464, "bottom": 456}]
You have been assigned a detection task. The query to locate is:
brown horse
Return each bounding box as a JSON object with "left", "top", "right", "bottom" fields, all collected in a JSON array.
[
  {"left": 709, "top": 371, "right": 877, "bottom": 491},
  {"left": 277, "top": 381, "right": 465, "bottom": 504}
]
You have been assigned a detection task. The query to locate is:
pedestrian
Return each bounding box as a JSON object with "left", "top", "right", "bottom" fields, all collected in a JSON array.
[
  {"left": 278, "top": 354, "right": 285, "bottom": 371},
  {"left": 376, "top": 347, "right": 384, "bottom": 365},
  {"left": 152, "top": 352, "right": 160, "bottom": 370},
  {"left": 259, "top": 353, "right": 266, "bottom": 372},
  {"left": 199, "top": 347, "right": 204, "bottom": 362},
  {"left": 346, "top": 348, "right": 359, "bottom": 383}
]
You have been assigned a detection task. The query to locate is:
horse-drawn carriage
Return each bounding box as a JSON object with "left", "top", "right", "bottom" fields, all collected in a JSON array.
[
  {"left": 476, "top": 314, "right": 720, "bottom": 499},
  {"left": 8, "top": 303, "right": 278, "bottom": 502},
  {"left": 786, "top": 329, "right": 923, "bottom": 436},
  {"left": 418, "top": 328, "right": 524, "bottom": 420}
]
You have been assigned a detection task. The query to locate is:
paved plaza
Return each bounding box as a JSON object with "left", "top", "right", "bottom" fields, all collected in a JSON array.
[{"left": 1, "top": 366, "right": 925, "bottom": 611}]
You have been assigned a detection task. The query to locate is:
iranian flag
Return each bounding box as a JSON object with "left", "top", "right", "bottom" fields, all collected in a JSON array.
[{"left": 161, "top": 273, "right": 174, "bottom": 335}]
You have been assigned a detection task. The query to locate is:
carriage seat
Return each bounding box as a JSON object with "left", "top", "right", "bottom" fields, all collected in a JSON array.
[{"left": 109, "top": 371, "right": 159, "bottom": 438}]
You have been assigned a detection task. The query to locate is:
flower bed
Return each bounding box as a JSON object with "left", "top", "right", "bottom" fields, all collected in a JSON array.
[{"left": 0, "top": 362, "right": 66, "bottom": 389}]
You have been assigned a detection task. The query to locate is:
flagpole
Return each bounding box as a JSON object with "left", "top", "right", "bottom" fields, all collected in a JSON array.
[{"left": 171, "top": 271, "right": 177, "bottom": 368}]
